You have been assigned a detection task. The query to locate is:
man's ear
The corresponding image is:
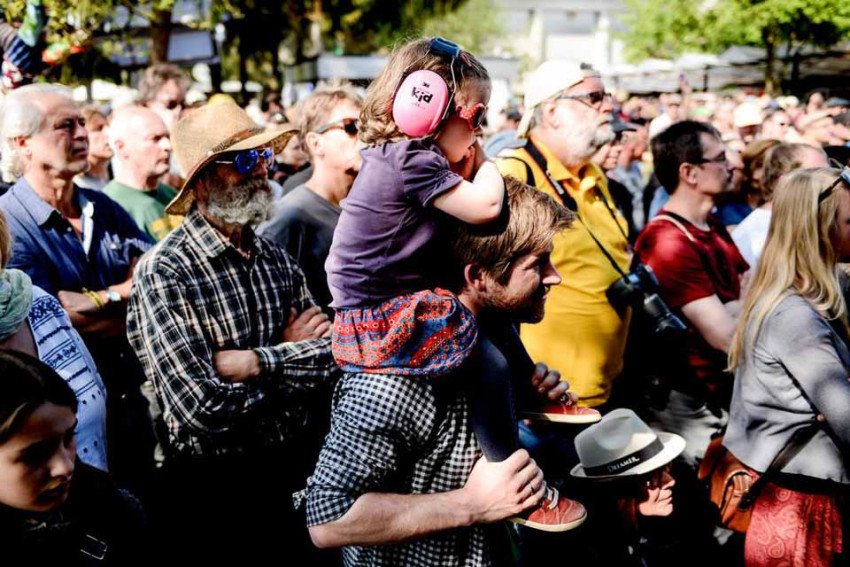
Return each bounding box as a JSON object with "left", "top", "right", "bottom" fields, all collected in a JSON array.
[
  {"left": 680, "top": 162, "right": 698, "bottom": 186},
  {"left": 304, "top": 131, "right": 322, "bottom": 158},
  {"left": 12, "top": 135, "right": 30, "bottom": 156},
  {"left": 540, "top": 101, "right": 559, "bottom": 129},
  {"left": 463, "top": 263, "right": 488, "bottom": 292}
]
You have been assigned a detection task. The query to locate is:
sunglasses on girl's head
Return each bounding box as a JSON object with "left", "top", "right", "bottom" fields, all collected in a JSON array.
[
  {"left": 314, "top": 117, "right": 359, "bottom": 136},
  {"left": 456, "top": 102, "right": 487, "bottom": 131},
  {"left": 818, "top": 165, "right": 850, "bottom": 204},
  {"left": 215, "top": 147, "right": 275, "bottom": 174}
]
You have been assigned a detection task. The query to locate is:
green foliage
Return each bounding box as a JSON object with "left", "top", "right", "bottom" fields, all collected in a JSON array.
[
  {"left": 419, "top": 0, "right": 506, "bottom": 55},
  {"left": 711, "top": 0, "right": 850, "bottom": 48},
  {"left": 619, "top": 0, "right": 723, "bottom": 61},
  {"left": 0, "top": 0, "right": 503, "bottom": 88},
  {"left": 621, "top": 0, "right": 850, "bottom": 62}
]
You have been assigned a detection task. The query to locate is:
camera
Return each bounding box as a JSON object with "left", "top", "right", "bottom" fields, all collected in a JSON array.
[{"left": 606, "top": 263, "right": 686, "bottom": 337}]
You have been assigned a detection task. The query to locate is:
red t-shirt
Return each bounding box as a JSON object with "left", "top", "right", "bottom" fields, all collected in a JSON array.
[{"left": 634, "top": 210, "right": 749, "bottom": 402}]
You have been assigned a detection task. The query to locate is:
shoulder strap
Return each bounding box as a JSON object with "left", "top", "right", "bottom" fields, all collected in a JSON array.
[
  {"left": 653, "top": 213, "right": 697, "bottom": 243},
  {"left": 497, "top": 155, "right": 535, "bottom": 186},
  {"left": 522, "top": 141, "right": 578, "bottom": 211},
  {"left": 651, "top": 212, "right": 728, "bottom": 300},
  {"left": 740, "top": 420, "right": 821, "bottom": 509}
]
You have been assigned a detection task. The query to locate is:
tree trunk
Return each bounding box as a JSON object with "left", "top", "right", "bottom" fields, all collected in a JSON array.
[
  {"left": 238, "top": 34, "right": 249, "bottom": 104},
  {"left": 149, "top": 8, "right": 173, "bottom": 64},
  {"left": 763, "top": 28, "right": 778, "bottom": 96}
]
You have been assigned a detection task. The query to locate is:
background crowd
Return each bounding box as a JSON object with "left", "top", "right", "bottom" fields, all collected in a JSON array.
[{"left": 0, "top": 27, "right": 849, "bottom": 567}]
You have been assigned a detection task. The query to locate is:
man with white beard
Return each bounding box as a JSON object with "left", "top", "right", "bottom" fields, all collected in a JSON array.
[
  {"left": 126, "top": 102, "right": 337, "bottom": 563},
  {"left": 496, "top": 61, "right": 631, "bottom": 415}
]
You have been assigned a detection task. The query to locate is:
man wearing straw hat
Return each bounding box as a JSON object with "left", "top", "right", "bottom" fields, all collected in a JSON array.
[{"left": 126, "top": 101, "right": 337, "bottom": 563}]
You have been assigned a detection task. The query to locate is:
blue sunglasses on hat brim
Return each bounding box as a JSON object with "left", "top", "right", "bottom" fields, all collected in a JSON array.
[{"left": 215, "top": 147, "right": 275, "bottom": 174}]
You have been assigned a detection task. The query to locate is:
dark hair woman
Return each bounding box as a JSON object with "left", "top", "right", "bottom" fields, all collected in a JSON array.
[{"left": 0, "top": 350, "right": 148, "bottom": 565}]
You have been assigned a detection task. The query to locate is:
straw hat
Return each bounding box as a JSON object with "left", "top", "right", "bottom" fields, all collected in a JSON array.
[
  {"left": 570, "top": 408, "right": 685, "bottom": 479},
  {"left": 165, "top": 101, "right": 296, "bottom": 215}
]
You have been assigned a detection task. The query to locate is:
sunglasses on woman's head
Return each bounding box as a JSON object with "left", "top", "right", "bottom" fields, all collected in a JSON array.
[
  {"left": 818, "top": 164, "right": 850, "bottom": 204},
  {"left": 215, "top": 147, "right": 275, "bottom": 175},
  {"left": 314, "top": 117, "right": 359, "bottom": 137},
  {"left": 456, "top": 102, "right": 487, "bottom": 131}
]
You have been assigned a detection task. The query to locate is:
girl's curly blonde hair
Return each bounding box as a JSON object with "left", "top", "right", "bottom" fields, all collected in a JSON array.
[{"left": 359, "top": 37, "right": 490, "bottom": 147}]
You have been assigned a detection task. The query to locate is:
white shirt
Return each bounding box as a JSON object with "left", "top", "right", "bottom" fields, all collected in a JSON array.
[{"left": 732, "top": 207, "right": 771, "bottom": 269}]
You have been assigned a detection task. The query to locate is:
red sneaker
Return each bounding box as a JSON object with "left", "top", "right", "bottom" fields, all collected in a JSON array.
[
  {"left": 510, "top": 485, "right": 587, "bottom": 532},
  {"left": 521, "top": 396, "right": 601, "bottom": 424}
]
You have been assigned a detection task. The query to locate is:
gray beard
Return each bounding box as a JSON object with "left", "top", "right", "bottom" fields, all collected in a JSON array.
[
  {"left": 566, "top": 115, "right": 616, "bottom": 165},
  {"left": 206, "top": 178, "right": 273, "bottom": 227}
]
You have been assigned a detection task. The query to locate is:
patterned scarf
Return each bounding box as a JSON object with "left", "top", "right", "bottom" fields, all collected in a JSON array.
[{"left": 0, "top": 269, "right": 33, "bottom": 341}]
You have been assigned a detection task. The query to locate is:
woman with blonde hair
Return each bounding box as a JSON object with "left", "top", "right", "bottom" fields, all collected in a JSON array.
[{"left": 725, "top": 167, "right": 850, "bottom": 566}]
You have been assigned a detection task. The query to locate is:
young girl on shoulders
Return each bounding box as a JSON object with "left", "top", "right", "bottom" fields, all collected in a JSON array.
[{"left": 325, "top": 37, "right": 594, "bottom": 532}]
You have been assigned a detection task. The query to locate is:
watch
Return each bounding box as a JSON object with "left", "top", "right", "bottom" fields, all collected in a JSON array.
[{"left": 104, "top": 289, "right": 121, "bottom": 304}]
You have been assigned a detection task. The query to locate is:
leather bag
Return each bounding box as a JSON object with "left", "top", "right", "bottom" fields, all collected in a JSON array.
[{"left": 697, "top": 435, "right": 758, "bottom": 533}]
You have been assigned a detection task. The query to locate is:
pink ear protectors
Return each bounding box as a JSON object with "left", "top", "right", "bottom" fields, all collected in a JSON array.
[
  {"left": 391, "top": 37, "right": 464, "bottom": 138},
  {"left": 392, "top": 69, "right": 451, "bottom": 137}
]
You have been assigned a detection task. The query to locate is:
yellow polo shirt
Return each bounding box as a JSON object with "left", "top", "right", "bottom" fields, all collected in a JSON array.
[{"left": 497, "top": 137, "right": 631, "bottom": 406}]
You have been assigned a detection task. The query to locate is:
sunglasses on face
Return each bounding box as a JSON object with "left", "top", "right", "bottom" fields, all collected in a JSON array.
[
  {"left": 689, "top": 151, "right": 728, "bottom": 166},
  {"left": 455, "top": 102, "right": 487, "bottom": 131},
  {"left": 160, "top": 99, "right": 184, "bottom": 111},
  {"left": 554, "top": 90, "right": 612, "bottom": 110},
  {"left": 818, "top": 165, "right": 850, "bottom": 204},
  {"left": 215, "top": 147, "right": 275, "bottom": 174},
  {"left": 645, "top": 464, "right": 673, "bottom": 489},
  {"left": 314, "top": 117, "right": 359, "bottom": 136}
]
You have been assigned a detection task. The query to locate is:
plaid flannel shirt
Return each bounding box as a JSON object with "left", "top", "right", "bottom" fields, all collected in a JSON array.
[
  {"left": 126, "top": 209, "right": 336, "bottom": 457},
  {"left": 306, "top": 372, "right": 498, "bottom": 566}
]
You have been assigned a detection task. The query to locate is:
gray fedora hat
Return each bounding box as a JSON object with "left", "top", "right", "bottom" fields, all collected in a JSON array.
[{"left": 570, "top": 408, "right": 685, "bottom": 479}]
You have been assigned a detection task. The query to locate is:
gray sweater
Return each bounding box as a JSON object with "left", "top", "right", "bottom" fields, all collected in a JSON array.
[{"left": 724, "top": 293, "right": 850, "bottom": 484}]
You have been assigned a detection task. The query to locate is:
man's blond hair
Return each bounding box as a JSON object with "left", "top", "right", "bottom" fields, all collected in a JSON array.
[{"left": 450, "top": 176, "right": 573, "bottom": 286}]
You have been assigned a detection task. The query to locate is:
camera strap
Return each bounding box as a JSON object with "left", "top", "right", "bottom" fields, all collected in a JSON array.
[
  {"left": 652, "top": 211, "right": 725, "bottom": 299},
  {"left": 520, "top": 139, "right": 629, "bottom": 278}
]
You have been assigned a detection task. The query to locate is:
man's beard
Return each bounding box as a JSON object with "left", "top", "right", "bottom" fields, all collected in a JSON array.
[
  {"left": 482, "top": 284, "right": 549, "bottom": 324},
  {"left": 206, "top": 178, "right": 272, "bottom": 227},
  {"left": 565, "top": 115, "right": 615, "bottom": 164}
]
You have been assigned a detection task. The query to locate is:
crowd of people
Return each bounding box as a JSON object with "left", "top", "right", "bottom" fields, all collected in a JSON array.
[{"left": 0, "top": 33, "right": 849, "bottom": 567}]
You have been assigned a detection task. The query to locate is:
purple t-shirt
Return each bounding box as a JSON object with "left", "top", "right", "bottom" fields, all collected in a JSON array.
[{"left": 326, "top": 139, "right": 463, "bottom": 308}]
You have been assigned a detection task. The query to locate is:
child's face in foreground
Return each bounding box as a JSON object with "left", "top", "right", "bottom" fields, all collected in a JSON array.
[
  {"left": 0, "top": 402, "right": 76, "bottom": 512},
  {"left": 435, "top": 81, "right": 490, "bottom": 164}
]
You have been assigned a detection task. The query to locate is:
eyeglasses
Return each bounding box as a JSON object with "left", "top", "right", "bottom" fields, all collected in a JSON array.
[
  {"left": 818, "top": 165, "right": 850, "bottom": 204},
  {"left": 455, "top": 102, "right": 487, "bottom": 131},
  {"left": 689, "top": 152, "right": 728, "bottom": 166},
  {"left": 554, "top": 90, "right": 613, "bottom": 110},
  {"left": 158, "top": 99, "right": 184, "bottom": 111},
  {"left": 314, "top": 117, "right": 358, "bottom": 136},
  {"left": 215, "top": 147, "right": 275, "bottom": 174},
  {"left": 645, "top": 464, "right": 673, "bottom": 489}
]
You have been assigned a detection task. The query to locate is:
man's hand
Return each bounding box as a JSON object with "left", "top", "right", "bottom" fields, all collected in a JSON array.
[
  {"left": 214, "top": 349, "right": 261, "bottom": 382},
  {"left": 617, "top": 139, "right": 636, "bottom": 169},
  {"left": 283, "top": 306, "right": 331, "bottom": 342},
  {"left": 461, "top": 449, "right": 545, "bottom": 524},
  {"left": 58, "top": 290, "right": 100, "bottom": 315},
  {"left": 530, "top": 362, "right": 574, "bottom": 403}
]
